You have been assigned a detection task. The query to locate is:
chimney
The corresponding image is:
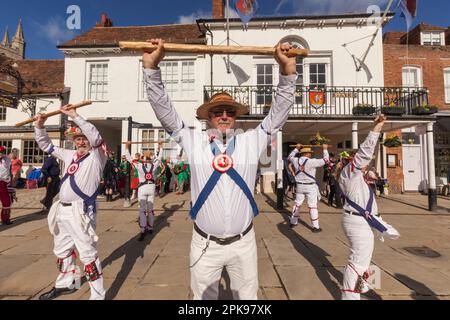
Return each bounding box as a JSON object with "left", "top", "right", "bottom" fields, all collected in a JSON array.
[
  {"left": 212, "top": 0, "right": 225, "bottom": 19},
  {"left": 96, "top": 13, "right": 113, "bottom": 27}
]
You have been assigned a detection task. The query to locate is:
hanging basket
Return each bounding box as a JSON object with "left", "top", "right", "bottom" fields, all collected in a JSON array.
[
  {"left": 412, "top": 106, "right": 438, "bottom": 115},
  {"left": 383, "top": 135, "right": 402, "bottom": 148},
  {"left": 352, "top": 105, "right": 377, "bottom": 115},
  {"left": 381, "top": 106, "right": 405, "bottom": 116}
]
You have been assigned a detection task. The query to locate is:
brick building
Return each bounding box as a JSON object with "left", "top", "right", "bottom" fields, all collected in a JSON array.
[{"left": 384, "top": 22, "right": 450, "bottom": 194}]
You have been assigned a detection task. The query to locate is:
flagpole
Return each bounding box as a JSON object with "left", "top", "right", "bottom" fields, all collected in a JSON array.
[{"left": 226, "top": 0, "right": 231, "bottom": 74}]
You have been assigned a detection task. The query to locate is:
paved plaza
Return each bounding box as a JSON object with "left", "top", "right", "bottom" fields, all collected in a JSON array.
[{"left": 0, "top": 188, "right": 449, "bottom": 300}]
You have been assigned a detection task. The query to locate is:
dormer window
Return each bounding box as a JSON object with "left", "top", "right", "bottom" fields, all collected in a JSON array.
[{"left": 421, "top": 31, "right": 444, "bottom": 46}]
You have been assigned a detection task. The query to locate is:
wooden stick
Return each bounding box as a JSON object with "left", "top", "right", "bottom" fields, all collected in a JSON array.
[
  {"left": 123, "top": 141, "right": 169, "bottom": 144},
  {"left": 289, "top": 144, "right": 333, "bottom": 148},
  {"left": 119, "top": 42, "right": 309, "bottom": 58},
  {"left": 15, "top": 101, "right": 92, "bottom": 127}
]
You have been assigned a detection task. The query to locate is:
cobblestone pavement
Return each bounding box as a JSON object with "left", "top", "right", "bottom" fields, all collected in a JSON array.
[{"left": 0, "top": 188, "right": 449, "bottom": 300}]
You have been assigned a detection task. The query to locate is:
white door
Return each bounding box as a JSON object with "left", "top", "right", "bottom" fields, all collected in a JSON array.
[{"left": 403, "top": 146, "right": 422, "bottom": 191}]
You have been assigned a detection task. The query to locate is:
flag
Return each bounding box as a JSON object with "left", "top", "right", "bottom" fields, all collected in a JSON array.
[
  {"left": 399, "top": 0, "right": 417, "bottom": 31},
  {"left": 224, "top": 58, "right": 250, "bottom": 85},
  {"left": 233, "top": 0, "right": 259, "bottom": 24}
]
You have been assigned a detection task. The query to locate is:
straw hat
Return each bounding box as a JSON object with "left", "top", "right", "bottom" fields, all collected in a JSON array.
[
  {"left": 196, "top": 92, "right": 248, "bottom": 120},
  {"left": 64, "top": 126, "right": 86, "bottom": 140},
  {"left": 299, "top": 147, "right": 314, "bottom": 154}
]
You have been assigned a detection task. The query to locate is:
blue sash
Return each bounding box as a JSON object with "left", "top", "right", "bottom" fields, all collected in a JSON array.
[
  {"left": 344, "top": 187, "right": 387, "bottom": 233},
  {"left": 190, "top": 138, "right": 259, "bottom": 220},
  {"left": 60, "top": 153, "right": 99, "bottom": 213}
]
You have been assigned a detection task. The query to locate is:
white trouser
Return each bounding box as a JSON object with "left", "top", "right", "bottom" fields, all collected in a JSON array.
[
  {"left": 341, "top": 212, "right": 374, "bottom": 300},
  {"left": 53, "top": 205, "right": 105, "bottom": 300},
  {"left": 190, "top": 227, "right": 258, "bottom": 300},
  {"left": 138, "top": 183, "right": 156, "bottom": 232},
  {"left": 291, "top": 183, "right": 320, "bottom": 228}
]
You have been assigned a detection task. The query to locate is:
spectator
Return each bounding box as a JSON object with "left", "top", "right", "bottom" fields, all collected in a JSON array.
[
  {"left": 40, "top": 154, "right": 61, "bottom": 213},
  {"left": 164, "top": 157, "right": 173, "bottom": 194},
  {"left": 118, "top": 155, "right": 128, "bottom": 198},
  {"left": 9, "top": 148, "right": 23, "bottom": 188},
  {"left": 130, "top": 153, "right": 141, "bottom": 200},
  {"left": 176, "top": 160, "right": 190, "bottom": 195},
  {"left": 0, "top": 146, "right": 12, "bottom": 225},
  {"left": 103, "top": 152, "right": 119, "bottom": 202}
]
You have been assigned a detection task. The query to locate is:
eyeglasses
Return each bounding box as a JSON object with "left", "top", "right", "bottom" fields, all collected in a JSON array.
[{"left": 210, "top": 109, "right": 237, "bottom": 118}]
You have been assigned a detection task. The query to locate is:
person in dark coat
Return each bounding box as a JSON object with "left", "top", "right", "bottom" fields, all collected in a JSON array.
[{"left": 40, "top": 154, "right": 61, "bottom": 213}]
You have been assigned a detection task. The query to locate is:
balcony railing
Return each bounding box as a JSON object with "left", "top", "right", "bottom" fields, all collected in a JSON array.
[{"left": 203, "top": 85, "right": 429, "bottom": 116}]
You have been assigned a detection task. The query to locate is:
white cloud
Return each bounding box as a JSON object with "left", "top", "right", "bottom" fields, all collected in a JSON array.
[
  {"left": 177, "top": 5, "right": 239, "bottom": 24},
  {"left": 34, "top": 16, "right": 77, "bottom": 45},
  {"left": 275, "top": 0, "right": 390, "bottom": 15}
]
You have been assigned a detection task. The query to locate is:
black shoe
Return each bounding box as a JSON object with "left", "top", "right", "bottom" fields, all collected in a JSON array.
[
  {"left": 138, "top": 232, "right": 147, "bottom": 242},
  {"left": 289, "top": 223, "right": 297, "bottom": 228},
  {"left": 39, "top": 286, "right": 77, "bottom": 300},
  {"left": 2, "top": 220, "right": 12, "bottom": 225},
  {"left": 312, "top": 227, "right": 322, "bottom": 233},
  {"left": 147, "top": 229, "right": 153, "bottom": 235}
]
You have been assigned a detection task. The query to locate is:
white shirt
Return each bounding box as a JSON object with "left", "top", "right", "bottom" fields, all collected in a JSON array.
[
  {"left": 124, "top": 149, "right": 162, "bottom": 183},
  {"left": 0, "top": 156, "right": 11, "bottom": 183},
  {"left": 144, "top": 68, "right": 296, "bottom": 236},
  {"left": 339, "top": 131, "right": 380, "bottom": 215},
  {"left": 35, "top": 116, "right": 107, "bottom": 203},
  {"left": 288, "top": 149, "right": 329, "bottom": 183}
]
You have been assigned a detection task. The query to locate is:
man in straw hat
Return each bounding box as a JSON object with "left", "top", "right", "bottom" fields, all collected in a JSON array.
[
  {"left": 143, "top": 38, "right": 296, "bottom": 299},
  {"left": 288, "top": 144, "right": 329, "bottom": 232},
  {"left": 333, "top": 115, "right": 399, "bottom": 300},
  {"left": 124, "top": 142, "right": 163, "bottom": 241},
  {"left": 34, "top": 105, "right": 107, "bottom": 300}
]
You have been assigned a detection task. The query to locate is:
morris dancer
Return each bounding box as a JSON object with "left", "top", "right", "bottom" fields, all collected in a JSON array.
[
  {"left": 124, "top": 142, "right": 163, "bottom": 241},
  {"left": 288, "top": 144, "right": 329, "bottom": 232},
  {"left": 0, "top": 146, "right": 12, "bottom": 225},
  {"left": 143, "top": 39, "right": 296, "bottom": 299},
  {"left": 335, "top": 115, "right": 400, "bottom": 300},
  {"left": 35, "top": 105, "right": 107, "bottom": 300}
]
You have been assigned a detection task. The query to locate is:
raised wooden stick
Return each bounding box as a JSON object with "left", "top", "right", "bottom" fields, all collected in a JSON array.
[
  {"left": 119, "top": 42, "right": 309, "bottom": 58},
  {"left": 15, "top": 101, "right": 92, "bottom": 127},
  {"left": 123, "top": 141, "right": 169, "bottom": 144},
  {"left": 289, "top": 144, "right": 333, "bottom": 148}
]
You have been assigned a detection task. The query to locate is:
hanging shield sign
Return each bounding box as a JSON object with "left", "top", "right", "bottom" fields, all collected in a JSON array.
[{"left": 309, "top": 91, "right": 325, "bottom": 109}]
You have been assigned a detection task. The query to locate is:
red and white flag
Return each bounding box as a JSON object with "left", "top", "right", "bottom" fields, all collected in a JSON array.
[{"left": 399, "top": 0, "right": 418, "bottom": 30}]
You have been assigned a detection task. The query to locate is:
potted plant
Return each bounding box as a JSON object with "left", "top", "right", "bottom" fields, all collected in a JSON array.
[
  {"left": 381, "top": 101, "right": 405, "bottom": 116},
  {"left": 310, "top": 132, "right": 330, "bottom": 146},
  {"left": 352, "top": 103, "right": 377, "bottom": 115},
  {"left": 383, "top": 135, "right": 402, "bottom": 148},
  {"left": 412, "top": 104, "right": 438, "bottom": 115}
]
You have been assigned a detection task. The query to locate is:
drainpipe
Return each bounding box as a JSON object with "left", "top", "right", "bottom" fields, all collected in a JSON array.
[{"left": 426, "top": 122, "right": 437, "bottom": 211}]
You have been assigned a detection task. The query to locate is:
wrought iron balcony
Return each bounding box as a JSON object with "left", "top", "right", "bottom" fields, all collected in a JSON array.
[{"left": 203, "top": 85, "right": 429, "bottom": 116}]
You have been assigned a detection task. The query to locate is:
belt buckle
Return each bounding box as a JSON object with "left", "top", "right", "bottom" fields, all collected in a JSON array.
[{"left": 215, "top": 237, "right": 231, "bottom": 246}]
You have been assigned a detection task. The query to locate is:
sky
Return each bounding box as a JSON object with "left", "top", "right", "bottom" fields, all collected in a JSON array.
[{"left": 0, "top": 0, "right": 449, "bottom": 60}]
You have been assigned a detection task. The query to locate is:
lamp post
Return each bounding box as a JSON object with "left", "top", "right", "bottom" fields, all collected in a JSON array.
[{"left": 123, "top": 116, "right": 133, "bottom": 208}]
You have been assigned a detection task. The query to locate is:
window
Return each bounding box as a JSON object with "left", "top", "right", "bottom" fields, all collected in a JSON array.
[
  {"left": 155, "top": 61, "right": 196, "bottom": 100},
  {"left": 256, "top": 64, "right": 273, "bottom": 105},
  {"left": 181, "top": 61, "right": 195, "bottom": 98},
  {"left": 445, "top": 68, "right": 450, "bottom": 103},
  {"left": 141, "top": 129, "right": 156, "bottom": 152},
  {"left": 402, "top": 66, "right": 422, "bottom": 88},
  {"left": 159, "top": 131, "right": 178, "bottom": 160},
  {"left": 0, "top": 140, "right": 12, "bottom": 154},
  {"left": 421, "top": 31, "right": 444, "bottom": 46},
  {"left": 87, "top": 62, "right": 108, "bottom": 101},
  {"left": 23, "top": 140, "right": 44, "bottom": 164},
  {"left": 309, "top": 63, "right": 327, "bottom": 89},
  {"left": 0, "top": 106, "right": 6, "bottom": 121},
  {"left": 140, "top": 129, "right": 178, "bottom": 160},
  {"left": 295, "top": 58, "right": 304, "bottom": 104}
]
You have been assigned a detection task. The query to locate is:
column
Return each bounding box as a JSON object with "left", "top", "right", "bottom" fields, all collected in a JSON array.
[
  {"left": 352, "top": 122, "right": 358, "bottom": 149},
  {"left": 276, "top": 130, "right": 284, "bottom": 210},
  {"left": 427, "top": 122, "right": 437, "bottom": 211}
]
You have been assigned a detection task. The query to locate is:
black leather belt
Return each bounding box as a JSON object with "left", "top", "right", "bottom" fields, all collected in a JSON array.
[
  {"left": 344, "top": 210, "right": 380, "bottom": 218},
  {"left": 297, "top": 182, "right": 315, "bottom": 185},
  {"left": 194, "top": 223, "right": 253, "bottom": 246},
  {"left": 60, "top": 202, "right": 72, "bottom": 207}
]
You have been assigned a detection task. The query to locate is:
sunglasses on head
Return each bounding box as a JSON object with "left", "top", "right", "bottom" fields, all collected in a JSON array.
[{"left": 210, "top": 109, "right": 237, "bottom": 118}]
